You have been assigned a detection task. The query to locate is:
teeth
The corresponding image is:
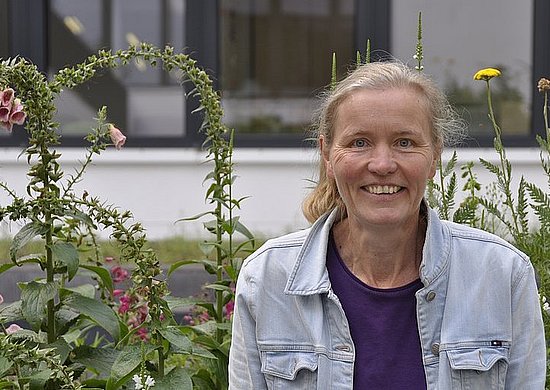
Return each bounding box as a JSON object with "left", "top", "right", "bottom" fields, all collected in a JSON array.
[{"left": 365, "top": 185, "right": 401, "bottom": 194}]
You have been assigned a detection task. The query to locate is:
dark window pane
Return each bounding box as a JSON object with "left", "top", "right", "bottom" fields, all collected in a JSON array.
[{"left": 220, "top": 0, "right": 355, "bottom": 135}]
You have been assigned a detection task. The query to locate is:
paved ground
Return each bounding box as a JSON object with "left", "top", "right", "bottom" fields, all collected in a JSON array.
[{"left": 0, "top": 263, "right": 214, "bottom": 303}]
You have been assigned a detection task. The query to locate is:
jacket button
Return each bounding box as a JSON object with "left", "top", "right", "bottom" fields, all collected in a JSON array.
[
  {"left": 426, "top": 291, "right": 436, "bottom": 302},
  {"left": 431, "top": 343, "right": 440, "bottom": 355}
]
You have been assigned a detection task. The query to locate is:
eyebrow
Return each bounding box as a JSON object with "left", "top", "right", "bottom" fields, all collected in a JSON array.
[{"left": 343, "top": 128, "right": 423, "bottom": 137}]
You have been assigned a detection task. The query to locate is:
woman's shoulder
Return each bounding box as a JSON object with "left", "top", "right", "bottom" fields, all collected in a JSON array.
[
  {"left": 442, "top": 219, "right": 528, "bottom": 260},
  {"left": 241, "top": 227, "right": 312, "bottom": 272}
]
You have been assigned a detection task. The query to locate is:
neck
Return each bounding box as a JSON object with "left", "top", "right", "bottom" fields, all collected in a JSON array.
[{"left": 332, "top": 214, "right": 426, "bottom": 289}]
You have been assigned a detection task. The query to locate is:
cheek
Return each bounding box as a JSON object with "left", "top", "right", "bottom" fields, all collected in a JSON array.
[{"left": 331, "top": 152, "right": 364, "bottom": 181}]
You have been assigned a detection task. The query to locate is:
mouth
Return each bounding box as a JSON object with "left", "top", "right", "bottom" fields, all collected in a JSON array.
[{"left": 363, "top": 185, "right": 403, "bottom": 195}]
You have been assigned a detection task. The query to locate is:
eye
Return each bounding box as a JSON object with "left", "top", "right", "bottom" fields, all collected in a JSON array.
[
  {"left": 397, "top": 139, "right": 412, "bottom": 148},
  {"left": 352, "top": 139, "right": 367, "bottom": 148}
]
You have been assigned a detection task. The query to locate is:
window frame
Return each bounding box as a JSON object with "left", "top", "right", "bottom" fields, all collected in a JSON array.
[{"left": 1, "top": 0, "right": 547, "bottom": 148}]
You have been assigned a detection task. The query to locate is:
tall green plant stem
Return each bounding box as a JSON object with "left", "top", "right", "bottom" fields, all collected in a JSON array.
[
  {"left": 41, "top": 142, "right": 56, "bottom": 344},
  {"left": 544, "top": 90, "right": 549, "bottom": 140},
  {"left": 485, "top": 80, "right": 521, "bottom": 237},
  {"left": 438, "top": 159, "right": 449, "bottom": 219}
]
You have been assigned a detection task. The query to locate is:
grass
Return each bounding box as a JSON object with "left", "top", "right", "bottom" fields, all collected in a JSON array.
[{"left": 0, "top": 236, "right": 260, "bottom": 265}]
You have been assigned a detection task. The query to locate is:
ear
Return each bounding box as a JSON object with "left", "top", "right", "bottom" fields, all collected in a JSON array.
[{"left": 320, "top": 135, "right": 334, "bottom": 179}]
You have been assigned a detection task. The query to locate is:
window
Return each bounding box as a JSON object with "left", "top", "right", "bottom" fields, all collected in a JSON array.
[
  {"left": 220, "top": 0, "right": 354, "bottom": 142},
  {"left": 49, "top": 0, "right": 188, "bottom": 145},
  {"left": 1, "top": 0, "right": 548, "bottom": 147},
  {"left": 391, "top": 0, "right": 536, "bottom": 145}
]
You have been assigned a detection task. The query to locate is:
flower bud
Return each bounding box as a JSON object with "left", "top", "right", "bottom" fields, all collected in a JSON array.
[
  {"left": 108, "top": 124, "right": 127, "bottom": 150},
  {"left": 5, "top": 324, "right": 22, "bottom": 334},
  {"left": 538, "top": 78, "right": 550, "bottom": 93}
]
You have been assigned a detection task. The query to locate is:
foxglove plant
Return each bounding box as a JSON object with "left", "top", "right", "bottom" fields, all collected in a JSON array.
[{"left": 0, "top": 43, "right": 238, "bottom": 389}]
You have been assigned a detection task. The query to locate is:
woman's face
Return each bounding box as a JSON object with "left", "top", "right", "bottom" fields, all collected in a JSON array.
[{"left": 321, "top": 87, "right": 439, "bottom": 230}]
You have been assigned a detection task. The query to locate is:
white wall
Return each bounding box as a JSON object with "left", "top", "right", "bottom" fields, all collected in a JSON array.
[{"left": 0, "top": 147, "right": 547, "bottom": 241}]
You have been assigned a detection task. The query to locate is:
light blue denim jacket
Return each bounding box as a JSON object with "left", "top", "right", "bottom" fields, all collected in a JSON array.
[{"left": 229, "top": 207, "right": 546, "bottom": 389}]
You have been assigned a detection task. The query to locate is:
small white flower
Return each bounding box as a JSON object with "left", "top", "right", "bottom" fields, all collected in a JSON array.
[
  {"left": 133, "top": 373, "right": 155, "bottom": 389},
  {"left": 133, "top": 374, "right": 144, "bottom": 390},
  {"left": 144, "top": 375, "right": 155, "bottom": 387},
  {"left": 413, "top": 54, "right": 418, "bottom": 60}
]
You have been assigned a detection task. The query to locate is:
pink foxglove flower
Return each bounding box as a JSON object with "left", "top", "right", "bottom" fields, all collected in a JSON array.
[
  {"left": 0, "top": 88, "right": 26, "bottom": 132},
  {"left": 111, "top": 265, "right": 129, "bottom": 283},
  {"left": 0, "top": 294, "right": 3, "bottom": 305},
  {"left": 5, "top": 324, "right": 22, "bottom": 334},
  {"left": 113, "top": 289, "right": 125, "bottom": 297},
  {"left": 1, "top": 88, "right": 14, "bottom": 107},
  {"left": 9, "top": 99, "right": 26, "bottom": 125},
  {"left": 108, "top": 124, "right": 126, "bottom": 150},
  {"left": 118, "top": 294, "right": 132, "bottom": 314},
  {"left": 0, "top": 106, "right": 9, "bottom": 122}
]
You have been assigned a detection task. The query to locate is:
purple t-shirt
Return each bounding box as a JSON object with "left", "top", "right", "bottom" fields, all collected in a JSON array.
[{"left": 327, "top": 233, "right": 427, "bottom": 389}]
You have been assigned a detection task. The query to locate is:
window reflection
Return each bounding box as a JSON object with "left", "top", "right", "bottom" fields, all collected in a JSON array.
[
  {"left": 48, "top": 0, "right": 186, "bottom": 138},
  {"left": 392, "top": 0, "right": 533, "bottom": 137},
  {"left": 220, "top": 0, "right": 355, "bottom": 134}
]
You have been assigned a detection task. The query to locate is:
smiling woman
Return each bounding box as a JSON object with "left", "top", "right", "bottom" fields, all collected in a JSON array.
[
  {"left": 321, "top": 88, "right": 437, "bottom": 235},
  {"left": 228, "top": 62, "right": 546, "bottom": 389}
]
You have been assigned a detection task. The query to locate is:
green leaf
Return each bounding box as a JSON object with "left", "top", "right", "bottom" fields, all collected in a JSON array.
[
  {"left": 47, "top": 337, "right": 72, "bottom": 364},
  {"left": 55, "top": 308, "right": 81, "bottom": 336},
  {"left": 63, "top": 291, "right": 120, "bottom": 341},
  {"left": 62, "top": 284, "right": 96, "bottom": 299},
  {"left": 81, "top": 378, "right": 107, "bottom": 389},
  {"left": 13, "top": 254, "right": 45, "bottom": 267},
  {"left": 203, "top": 282, "right": 232, "bottom": 292},
  {"left": 64, "top": 209, "right": 97, "bottom": 229},
  {"left": 107, "top": 344, "right": 156, "bottom": 390},
  {"left": 0, "top": 263, "right": 17, "bottom": 275},
  {"left": 19, "top": 281, "right": 58, "bottom": 330},
  {"left": 164, "top": 296, "right": 196, "bottom": 312},
  {"left": 10, "top": 222, "right": 46, "bottom": 264},
  {"left": 0, "top": 357, "right": 13, "bottom": 377},
  {"left": 29, "top": 368, "right": 52, "bottom": 390},
  {"left": 175, "top": 211, "right": 213, "bottom": 223},
  {"left": 52, "top": 241, "right": 79, "bottom": 281},
  {"left": 159, "top": 326, "right": 193, "bottom": 354},
  {"left": 168, "top": 259, "right": 216, "bottom": 276},
  {"left": 80, "top": 264, "right": 114, "bottom": 293},
  {"left": 443, "top": 151, "right": 457, "bottom": 176},
  {"left": 0, "top": 300, "right": 23, "bottom": 323},
  {"left": 73, "top": 345, "right": 120, "bottom": 376},
  {"left": 234, "top": 219, "right": 254, "bottom": 240},
  {"left": 154, "top": 367, "right": 193, "bottom": 390}
]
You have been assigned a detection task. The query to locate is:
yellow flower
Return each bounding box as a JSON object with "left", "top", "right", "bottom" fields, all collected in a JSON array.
[{"left": 473, "top": 68, "right": 501, "bottom": 81}]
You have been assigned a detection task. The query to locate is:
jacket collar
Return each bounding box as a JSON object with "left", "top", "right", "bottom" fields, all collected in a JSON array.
[{"left": 284, "top": 204, "right": 450, "bottom": 295}]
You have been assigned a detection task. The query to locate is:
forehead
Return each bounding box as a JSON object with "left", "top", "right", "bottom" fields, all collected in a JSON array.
[{"left": 334, "top": 87, "right": 432, "bottom": 128}]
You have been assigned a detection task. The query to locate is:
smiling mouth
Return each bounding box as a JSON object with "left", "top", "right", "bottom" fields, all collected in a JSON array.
[{"left": 364, "top": 185, "right": 403, "bottom": 194}]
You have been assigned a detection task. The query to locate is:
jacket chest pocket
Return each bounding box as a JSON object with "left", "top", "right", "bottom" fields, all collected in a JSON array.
[
  {"left": 260, "top": 351, "right": 318, "bottom": 389},
  {"left": 447, "top": 347, "right": 509, "bottom": 389}
]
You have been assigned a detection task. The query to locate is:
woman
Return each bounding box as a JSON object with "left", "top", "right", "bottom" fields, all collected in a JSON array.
[{"left": 229, "top": 62, "right": 545, "bottom": 389}]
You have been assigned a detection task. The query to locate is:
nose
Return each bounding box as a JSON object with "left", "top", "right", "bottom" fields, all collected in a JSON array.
[{"left": 367, "top": 146, "right": 397, "bottom": 175}]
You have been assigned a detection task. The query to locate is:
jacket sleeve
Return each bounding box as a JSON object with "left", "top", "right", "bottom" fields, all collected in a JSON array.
[
  {"left": 229, "top": 267, "right": 268, "bottom": 389},
  {"left": 506, "top": 261, "right": 546, "bottom": 389}
]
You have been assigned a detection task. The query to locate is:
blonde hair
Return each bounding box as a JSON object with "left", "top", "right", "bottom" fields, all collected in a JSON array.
[{"left": 302, "top": 61, "right": 464, "bottom": 223}]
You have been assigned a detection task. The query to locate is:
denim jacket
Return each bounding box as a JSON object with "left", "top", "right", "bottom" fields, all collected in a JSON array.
[{"left": 229, "top": 207, "right": 546, "bottom": 389}]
